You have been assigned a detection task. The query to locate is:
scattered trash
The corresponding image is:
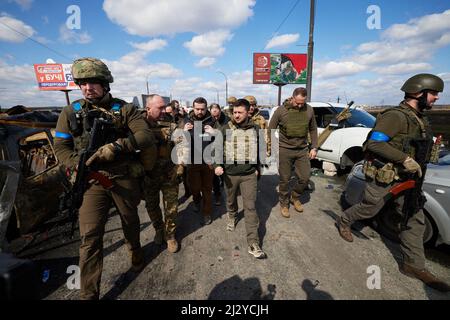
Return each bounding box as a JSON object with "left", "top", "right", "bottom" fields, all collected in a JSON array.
[
  {"left": 217, "top": 256, "right": 223, "bottom": 262},
  {"left": 42, "top": 269, "right": 50, "bottom": 283},
  {"left": 311, "top": 168, "right": 321, "bottom": 176},
  {"left": 325, "top": 184, "right": 334, "bottom": 190}
]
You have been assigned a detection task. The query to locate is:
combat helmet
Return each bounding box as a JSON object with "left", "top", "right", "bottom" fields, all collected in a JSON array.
[
  {"left": 227, "top": 96, "right": 237, "bottom": 106},
  {"left": 243, "top": 95, "right": 257, "bottom": 105},
  {"left": 401, "top": 73, "right": 444, "bottom": 94},
  {"left": 401, "top": 73, "right": 444, "bottom": 110},
  {"left": 72, "top": 57, "right": 114, "bottom": 85}
]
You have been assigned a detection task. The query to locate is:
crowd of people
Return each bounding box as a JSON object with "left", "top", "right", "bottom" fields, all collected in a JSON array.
[{"left": 53, "top": 57, "right": 450, "bottom": 299}]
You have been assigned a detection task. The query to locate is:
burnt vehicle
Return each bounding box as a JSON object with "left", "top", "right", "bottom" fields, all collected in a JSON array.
[{"left": 0, "top": 107, "right": 69, "bottom": 251}]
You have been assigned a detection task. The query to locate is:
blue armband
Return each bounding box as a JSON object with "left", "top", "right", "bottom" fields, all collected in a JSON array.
[
  {"left": 55, "top": 131, "right": 72, "bottom": 139},
  {"left": 369, "top": 131, "right": 390, "bottom": 142}
]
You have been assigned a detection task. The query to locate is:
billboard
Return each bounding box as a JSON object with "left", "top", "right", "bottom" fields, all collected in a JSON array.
[
  {"left": 33, "top": 63, "right": 79, "bottom": 91},
  {"left": 253, "top": 53, "right": 307, "bottom": 84}
]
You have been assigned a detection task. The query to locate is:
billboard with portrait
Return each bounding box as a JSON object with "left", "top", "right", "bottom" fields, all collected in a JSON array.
[{"left": 253, "top": 53, "right": 307, "bottom": 84}]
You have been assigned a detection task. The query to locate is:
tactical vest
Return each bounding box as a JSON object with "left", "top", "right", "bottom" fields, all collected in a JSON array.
[
  {"left": 68, "top": 98, "right": 127, "bottom": 153},
  {"left": 252, "top": 113, "right": 266, "bottom": 129},
  {"left": 364, "top": 105, "right": 432, "bottom": 160},
  {"left": 279, "top": 105, "right": 309, "bottom": 138},
  {"left": 151, "top": 120, "right": 177, "bottom": 160},
  {"left": 225, "top": 122, "right": 258, "bottom": 163}
]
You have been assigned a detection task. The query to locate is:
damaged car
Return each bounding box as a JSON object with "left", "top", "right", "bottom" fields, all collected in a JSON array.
[{"left": 0, "top": 107, "right": 69, "bottom": 251}]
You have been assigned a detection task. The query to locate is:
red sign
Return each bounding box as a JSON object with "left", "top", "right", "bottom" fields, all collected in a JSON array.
[
  {"left": 34, "top": 64, "right": 78, "bottom": 91},
  {"left": 253, "top": 53, "right": 308, "bottom": 84}
]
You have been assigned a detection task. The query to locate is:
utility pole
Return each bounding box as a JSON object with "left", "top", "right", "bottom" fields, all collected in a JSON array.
[
  {"left": 217, "top": 71, "right": 228, "bottom": 104},
  {"left": 306, "top": 0, "right": 315, "bottom": 102}
]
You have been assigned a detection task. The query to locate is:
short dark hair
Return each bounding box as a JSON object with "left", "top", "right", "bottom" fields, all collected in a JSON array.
[
  {"left": 293, "top": 87, "right": 307, "bottom": 97},
  {"left": 170, "top": 100, "right": 179, "bottom": 108},
  {"left": 235, "top": 98, "right": 250, "bottom": 111},
  {"left": 193, "top": 97, "right": 207, "bottom": 107},
  {"left": 209, "top": 103, "right": 221, "bottom": 111}
]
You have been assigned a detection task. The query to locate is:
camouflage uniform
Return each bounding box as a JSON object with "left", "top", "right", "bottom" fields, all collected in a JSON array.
[
  {"left": 54, "top": 59, "right": 154, "bottom": 300},
  {"left": 142, "top": 115, "right": 182, "bottom": 241},
  {"left": 244, "top": 96, "right": 270, "bottom": 155}
]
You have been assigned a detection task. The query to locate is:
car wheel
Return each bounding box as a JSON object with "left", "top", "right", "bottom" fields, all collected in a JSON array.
[
  {"left": 422, "top": 210, "right": 438, "bottom": 247},
  {"left": 373, "top": 205, "right": 438, "bottom": 247}
]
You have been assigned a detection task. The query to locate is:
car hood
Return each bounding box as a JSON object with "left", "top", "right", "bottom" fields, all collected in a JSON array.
[{"left": 424, "top": 164, "right": 450, "bottom": 187}]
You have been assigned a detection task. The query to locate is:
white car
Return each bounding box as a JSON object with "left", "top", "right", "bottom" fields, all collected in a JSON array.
[{"left": 269, "top": 102, "right": 376, "bottom": 169}]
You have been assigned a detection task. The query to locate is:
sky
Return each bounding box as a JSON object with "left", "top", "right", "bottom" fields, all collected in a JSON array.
[{"left": 0, "top": 0, "right": 450, "bottom": 108}]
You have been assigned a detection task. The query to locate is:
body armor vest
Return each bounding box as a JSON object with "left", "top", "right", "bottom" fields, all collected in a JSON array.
[
  {"left": 364, "top": 105, "right": 432, "bottom": 161},
  {"left": 279, "top": 105, "right": 309, "bottom": 138},
  {"left": 68, "top": 99, "right": 127, "bottom": 153},
  {"left": 225, "top": 122, "right": 258, "bottom": 163}
]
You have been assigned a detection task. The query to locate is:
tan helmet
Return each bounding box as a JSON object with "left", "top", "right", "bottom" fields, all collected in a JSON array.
[
  {"left": 243, "top": 95, "right": 257, "bottom": 105},
  {"left": 72, "top": 57, "right": 114, "bottom": 84},
  {"left": 227, "top": 96, "right": 237, "bottom": 106}
]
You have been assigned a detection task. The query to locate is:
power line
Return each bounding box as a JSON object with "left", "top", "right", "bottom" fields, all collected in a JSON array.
[
  {"left": 0, "top": 20, "right": 73, "bottom": 62},
  {"left": 245, "top": 0, "right": 301, "bottom": 69},
  {"left": 272, "top": 0, "right": 301, "bottom": 36}
]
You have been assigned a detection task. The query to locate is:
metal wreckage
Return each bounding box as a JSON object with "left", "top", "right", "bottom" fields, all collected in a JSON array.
[{"left": 0, "top": 106, "right": 70, "bottom": 252}]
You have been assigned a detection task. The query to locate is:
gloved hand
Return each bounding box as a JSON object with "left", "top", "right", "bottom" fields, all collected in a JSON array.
[
  {"left": 86, "top": 141, "right": 123, "bottom": 166},
  {"left": 403, "top": 156, "right": 422, "bottom": 178}
]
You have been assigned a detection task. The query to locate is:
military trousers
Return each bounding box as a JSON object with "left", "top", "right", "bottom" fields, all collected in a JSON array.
[
  {"left": 78, "top": 177, "right": 142, "bottom": 300},
  {"left": 142, "top": 168, "right": 179, "bottom": 239},
  {"left": 188, "top": 164, "right": 214, "bottom": 216},
  {"left": 342, "top": 178, "right": 426, "bottom": 269},
  {"left": 224, "top": 173, "right": 260, "bottom": 246},
  {"left": 278, "top": 146, "right": 311, "bottom": 207}
]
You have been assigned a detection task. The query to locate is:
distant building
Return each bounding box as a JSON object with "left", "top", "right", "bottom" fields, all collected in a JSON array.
[{"left": 119, "top": 96, "right": 141, "bottom": 108}]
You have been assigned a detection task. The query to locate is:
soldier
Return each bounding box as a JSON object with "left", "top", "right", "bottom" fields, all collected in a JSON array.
[
  {"left": 337, "top": 74, "right": 450, "bottom": 292},
  {"left": 213, "top": 98, "right": 266, "bottom": 259},
  {"left": 142, "top": 94, "right": 183, "bottom": 253},
  {"left": 244, "top": 95, "right": 270, "bottom": 157},
  {"left": 225, "top": 96, "right": 237, "bottom": 119},
  {"left": 268, "top": 87, "right": 318, "bottom": 218},
  {"left": 54, "top": 58, "right": 154, "bottom": 300}
]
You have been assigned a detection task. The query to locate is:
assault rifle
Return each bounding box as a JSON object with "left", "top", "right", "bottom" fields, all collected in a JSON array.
[
  {"left": 386, "top": 137, "right": 433, "bottom": 231},
  {"left": 66, "top": 118, "right": 114, "bottom": 237},
  {"left": 317, "top": 101, "right": 354, "bottom": 148}
]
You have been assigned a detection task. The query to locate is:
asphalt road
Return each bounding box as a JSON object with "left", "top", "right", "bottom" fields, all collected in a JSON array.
[{"left": 11, "top": 171, "right": 450, "bottom": 300}]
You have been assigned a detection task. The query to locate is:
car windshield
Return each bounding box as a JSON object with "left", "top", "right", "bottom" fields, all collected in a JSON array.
[{"left": 333, "top": 107, "right": 376, "bottom": 128}]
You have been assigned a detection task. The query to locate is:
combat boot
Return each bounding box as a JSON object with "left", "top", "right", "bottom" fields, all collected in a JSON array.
[
  {"left": 290, "top": 196, "right": 304, "bottom": 213},
  {"left": 154, "top": 228, "right": 164, "bottom": 245},
  {"left": 130, "top": 247, "right": 145, "bottom": 272},
  {"left": 214, "top": 193, "right": 221, "bottom": 206},
  {"left": 400, "top": 264, "right": 450, "bottom": 292},
  {"left": 280, "top": 205, "right": 290, "bottom": 218},
  {"left": 167, "top": 237, "right": 179, "bottom": 253},
  {"left": 337, "top": 217, "right": 353, "bottom": 242}
]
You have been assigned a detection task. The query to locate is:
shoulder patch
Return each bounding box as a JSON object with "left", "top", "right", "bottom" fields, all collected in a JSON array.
[{"left": 72, "top": 101, "right": 82, "bottom": 111}]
